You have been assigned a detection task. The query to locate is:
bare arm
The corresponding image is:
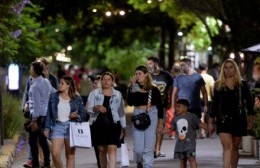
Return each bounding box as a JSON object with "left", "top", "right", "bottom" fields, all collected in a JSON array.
[
  {"left": 199, "top": 122, "right": 207, "bottom": 130},
  {"left": 171, "top": 87, "right": 178, "bottom": 114},
  {"left": 208, "top": 117, "right": 215, "bottom": 136},
  {"left": 200, "top": 85, "right": 208, "bottom": 113},
  {"left": 167, "top": 86, "right": 173, "bottom": 108}
]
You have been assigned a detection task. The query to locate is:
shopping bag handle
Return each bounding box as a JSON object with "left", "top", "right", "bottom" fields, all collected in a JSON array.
[{"left": 70, "top": 117, "right": 82, "bottom": 123}]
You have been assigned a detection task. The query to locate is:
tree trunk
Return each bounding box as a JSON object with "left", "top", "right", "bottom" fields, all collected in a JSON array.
[
  {"left": 167, "top": 17, "right": 178, "bottom": 70},
  {"left": 159, "top": 24, "right": 166, "bottom": 68}
]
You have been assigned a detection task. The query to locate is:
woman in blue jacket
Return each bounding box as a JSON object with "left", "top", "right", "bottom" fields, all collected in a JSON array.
[{"left": 44, "top": 75, "right": 86, "bottom": 168}]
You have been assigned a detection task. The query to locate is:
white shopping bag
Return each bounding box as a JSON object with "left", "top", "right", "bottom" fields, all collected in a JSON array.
[
  {"left": 69, "top": 122, "right": 92, "bottom": 148},
  {"left": 120, "top": 143, "right": 129, "bottom": 167}
]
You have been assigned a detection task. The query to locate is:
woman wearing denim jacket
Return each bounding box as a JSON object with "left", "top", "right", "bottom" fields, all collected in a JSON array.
[
  {"left": 44, "top": 76, "right": 86, "bottom": 168},
  {"left": 87, "top": 72, "right": 126, "bottom": 168},
  {"left": 127, "top": 65, "right": 164, "bottom": 168}
]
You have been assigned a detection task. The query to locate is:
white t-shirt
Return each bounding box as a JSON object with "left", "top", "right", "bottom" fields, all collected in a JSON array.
[{"left": 57, "top": 96, "right": 70, "bottom": 122}]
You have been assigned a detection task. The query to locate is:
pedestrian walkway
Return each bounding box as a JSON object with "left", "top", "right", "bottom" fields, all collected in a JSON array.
[
  {"left": 11, "top": 108, "right": 260, "bottom": 168},
  {"left": 11, "top": 129, "right": 260, "bottom": 168}
]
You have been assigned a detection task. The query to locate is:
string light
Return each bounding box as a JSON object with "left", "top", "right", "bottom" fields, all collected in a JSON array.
[
  {"left": 67, "top": 45, "right": 72, "bottom": 51},
  {"left": 119, "top": 10, "right": 125, "bottom": 16},
  {"left": 177, "top": 32, "right": 183, "bottom": 36},
  {"left": 229, "top": 52, "right": 235, "bottom": 59},
  {"left": 105, "top": 11, "right": 112, "bottom": 17},
  {"left": 147, "top": 0, "right": 152, "bottom": 4},
  {"left": 239, "top": 52, "right": 244, "bottom": 60},
  {"left": 91, "top": 6, "right": 134, "bottom": 17}
]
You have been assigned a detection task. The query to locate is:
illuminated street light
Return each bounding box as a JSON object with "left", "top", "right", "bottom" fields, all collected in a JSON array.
[
  {"left": 177, "top": 32, "right": 183, "bottom": 36},
  {"left": 225, "top": 25, "right": 231, "bottom": 32},
  {"left": 239, "top": 52, "right": 245, "bottom": 60},
  {"left": 92, "top": 9, "right": 97, "bottom": 13},
  {"left": 147, "top": 0, "right": 152, "bottom": 4},
  {"left": 56, "top": 52, "right": 71, "bottom": 62},
  {"left": 229, "top": 52, "right": 235, "bottom": 59},
  {"left": 55, "top": 28, "right": 59, "bottom": 33},
  {"left": 119, "top": 10, "right": 125, "bottom": 16},
  {"left": 67, "top": 45, "right": 72, "bottom": 51},
  {"left": 105, "top": 11, "right": 112, "bottom": 17},
  {"left": 208, "top": 46, "right": 212, "bottom": 51}
]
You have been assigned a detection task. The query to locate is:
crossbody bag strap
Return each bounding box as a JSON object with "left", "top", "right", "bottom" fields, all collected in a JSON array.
[{"left": 146, "top": 90, "right": 152, "bottom": 113}]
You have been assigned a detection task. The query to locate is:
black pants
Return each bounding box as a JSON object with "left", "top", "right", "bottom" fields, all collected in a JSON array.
[
  {"left": 90, "top": 124, "right": 100, "bottom": 168},
  {"left": 28, "top": 117, "right": 50, "bottom": 167}
]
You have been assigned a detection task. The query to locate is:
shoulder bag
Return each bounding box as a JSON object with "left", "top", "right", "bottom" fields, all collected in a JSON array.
[{"left": 131, "top": 90, "right": 152, "bottom": 130}]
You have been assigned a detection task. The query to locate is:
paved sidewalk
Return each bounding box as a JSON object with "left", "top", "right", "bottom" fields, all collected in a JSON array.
[
  {"left": 11, "top": 128, "right": 260, "bottom": 168},
  {"left": 10, "top": 108, "right": 260, "bottom": 167}
]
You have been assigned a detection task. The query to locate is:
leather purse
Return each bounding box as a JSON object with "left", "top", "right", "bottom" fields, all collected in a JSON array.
[{"left": 131, "top": 90, "right": 152, "bottom": 130}]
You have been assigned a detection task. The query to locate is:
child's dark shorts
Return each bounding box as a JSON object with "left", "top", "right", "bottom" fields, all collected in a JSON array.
[{"left": 174, "top": 150, "right": 196, "bottom": 160}]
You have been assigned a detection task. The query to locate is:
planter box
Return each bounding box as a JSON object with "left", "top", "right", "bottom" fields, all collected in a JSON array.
[
  {"left": 255, "top": 139, "right": 260, "bottom": 159},
  {"left": 242, "top": 136, "right": 252, "bottom": 153}
]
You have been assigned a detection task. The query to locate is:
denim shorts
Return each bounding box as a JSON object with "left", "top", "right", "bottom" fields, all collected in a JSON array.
[{"left": 51, "top": 121, "right": 70, "bottom": 139}]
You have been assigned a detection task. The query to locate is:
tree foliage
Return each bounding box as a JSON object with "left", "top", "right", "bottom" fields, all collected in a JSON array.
[
  {"left": 0, "top": 1, "right": 43, "bottom": 66},
  {"left": 104, "top": 40, "right": 157, "bottom": 80},
  {"left": 175, "top": 0, "right": 260, "bottom": 56},
  {"left": 32, "top": 0, "right": 161, "bottom": 79},
  {"left": 1, "top": 0, "right": 258, "bottom": 72}
]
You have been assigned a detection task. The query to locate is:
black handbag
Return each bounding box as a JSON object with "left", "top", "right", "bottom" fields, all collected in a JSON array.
[
  {"left": 131, "top": 112, "right": 151, "bottom": 130},
  {"left": 131, "top": 90, "right": 152, "bottom": 130}
]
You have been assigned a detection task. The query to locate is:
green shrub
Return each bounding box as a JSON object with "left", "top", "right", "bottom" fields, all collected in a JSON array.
[{"left": 2, "top": 93, "right": 24, "bottom": 139}]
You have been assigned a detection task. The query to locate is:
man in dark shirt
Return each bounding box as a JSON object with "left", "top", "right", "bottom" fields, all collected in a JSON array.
[{"left": 147, "top": 56, "right": 173, "bottom": 158}]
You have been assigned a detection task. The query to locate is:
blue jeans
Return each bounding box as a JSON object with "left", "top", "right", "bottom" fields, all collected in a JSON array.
[
  {"left": 51, "top": 121, "right": 70, "bottom": 139},
  {"left": 132, "top": 106, "right": 158, "bottom": 168}
]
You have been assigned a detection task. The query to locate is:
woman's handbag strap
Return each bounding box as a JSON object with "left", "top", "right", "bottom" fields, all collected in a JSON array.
[{"left": 146, "top": 90, "right": 152, "bottom": 113}]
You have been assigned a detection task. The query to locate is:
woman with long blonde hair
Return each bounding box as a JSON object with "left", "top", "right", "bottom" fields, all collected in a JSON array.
[{"left": 209, "top": 59, "right": 254, "bottom": 168}]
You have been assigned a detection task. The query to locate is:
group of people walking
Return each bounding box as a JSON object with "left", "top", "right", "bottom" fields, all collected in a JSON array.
[{"left": 22, "top": 56, "right": 256, "bottom": 168}]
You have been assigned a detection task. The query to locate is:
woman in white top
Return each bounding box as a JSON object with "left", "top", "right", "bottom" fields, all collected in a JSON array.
[{"left": 44, "top": 76, "right": 86, "bottom": 168}]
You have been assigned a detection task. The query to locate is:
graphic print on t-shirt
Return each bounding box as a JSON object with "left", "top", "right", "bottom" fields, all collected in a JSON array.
[
  {"left": 177, "top": 119, "right": 188, "bottom": 141},
  {"left": 153, "top": 80, "right": 167, "bottom": 102}
]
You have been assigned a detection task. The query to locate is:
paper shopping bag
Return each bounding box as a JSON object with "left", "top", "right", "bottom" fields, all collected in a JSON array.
[
  {"left": 120, "top": 143, "right": 129, "bottom": 167},
  {"left": 69, "top": 122, "right": 92, "bottom": 148}
]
